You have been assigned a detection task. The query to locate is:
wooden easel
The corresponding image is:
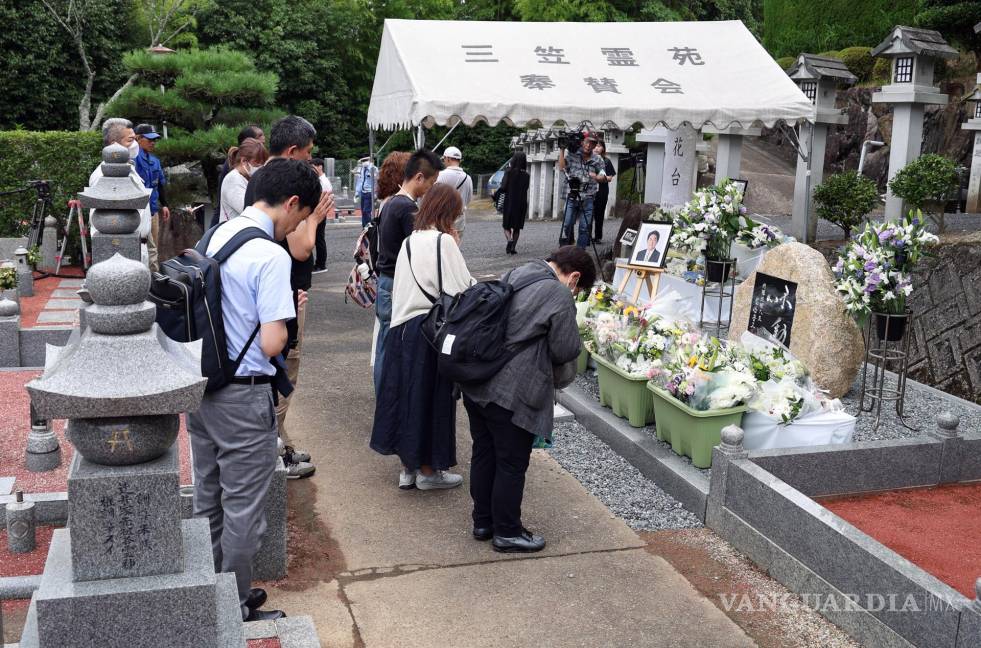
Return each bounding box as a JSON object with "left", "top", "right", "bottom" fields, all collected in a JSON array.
[{"left": 616, "top": 262, "right": 664, "bottom": 305}]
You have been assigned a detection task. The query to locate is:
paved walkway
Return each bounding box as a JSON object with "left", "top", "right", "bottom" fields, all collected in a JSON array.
[{"left": 259, "top": 243, "right": 755, "bottom": 647}]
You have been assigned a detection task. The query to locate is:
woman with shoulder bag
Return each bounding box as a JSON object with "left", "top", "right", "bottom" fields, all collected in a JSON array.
[
  {"left": 500, "top": 151, "right": 530, "bottom": 255},
  {"left": 461, "top": 246, "right": 596, "bottom": 552},
  {"left": 370, "top": 184, "right": 475, "bottom": 491}
]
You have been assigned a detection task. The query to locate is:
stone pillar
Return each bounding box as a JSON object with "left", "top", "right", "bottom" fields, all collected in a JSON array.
[
  {"left": 15, "top": 246, "right": 33, "bottom": 297},
  {"left": 5, "top": 490, "right": 36, "bottom": 553},
  {"left": 706, "top": 425, "right": 749, "bottom": 527},
  {"left": 552, "top": 160, "right": 564, "bottom": 221},
  {"left": 791, "top": 122, "right": 831, "bottom": 241},
  {"left": 636, "top": 128, "right": 670, "bottom": 205},
  {"left": 40, "top": 216, "right": 58, "bottom": 273},
  {"left": 0, "top": 297, "right": 20, "bottom": 367},
  {"left": 603, "top": 129, "right": 629, "bottom": 221},
  {"left": 79, "top": 144, "right": 149, "bottom": 265},
  {"left": 539, "top": 159, "right": 555, "bottom": 220},
  {"left": 963, "top": 76, "right": 981, "bottom": 213},
  {"left": 884, "top": 103, "right": 926, "bottom": 219},
  {"left": 928, "top": 412, "right": 965, "bottom": 484}
]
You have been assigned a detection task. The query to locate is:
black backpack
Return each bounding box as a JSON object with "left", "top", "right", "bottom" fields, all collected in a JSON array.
[
  {"left": 149, "top": 223, "right": 273, "bottom": 392},
  {"left": 406, "top": 235, "right": 549, "bottom": 384}
]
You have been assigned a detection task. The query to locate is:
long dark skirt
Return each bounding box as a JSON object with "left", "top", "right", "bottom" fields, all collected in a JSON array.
[{"left": 369, "top": 315, "right": 457, "bottom": 471}]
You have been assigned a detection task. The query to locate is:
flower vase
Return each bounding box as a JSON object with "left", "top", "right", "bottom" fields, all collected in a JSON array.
[
  {"left": 591, "top": 353, "right": 655, "bottom": 427},
  {"left": 647, "top": 383, "right": 746, "bottom": 468},
  {"left": 874, "top": 311, "right": 908, "bottom": 343},
  {"left": 704, "top": 257, "right": 734, "bottom": 283}
]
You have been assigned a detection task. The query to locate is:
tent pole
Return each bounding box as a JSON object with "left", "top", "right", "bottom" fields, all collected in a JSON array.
[
  {"left": 415, "top": 124, "right": 425, "bottom": 149},
  {"left": 368, "top": 128, "right": 377, "bottom": 222},
  {"left": 431, "top": 121, "right": 460, "bottom": 154}
]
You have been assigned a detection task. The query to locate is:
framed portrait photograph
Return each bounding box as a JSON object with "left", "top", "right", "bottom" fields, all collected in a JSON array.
[
  {"left": 630, "top": 223, "right": 672, "bottom": 269},
  {"left": 731, "top": 179, "right": 749, "bottom": 197},
  {"left": 619, "top": 228, "right": 638, "bottom": 247}
]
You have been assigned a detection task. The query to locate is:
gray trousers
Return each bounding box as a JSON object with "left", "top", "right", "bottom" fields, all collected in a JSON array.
[{"left": 187, "top": 382, "right": 277, "bottom": 619}]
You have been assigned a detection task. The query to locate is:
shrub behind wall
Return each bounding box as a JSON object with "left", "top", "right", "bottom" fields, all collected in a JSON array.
[{"left": 0, "top": 131, "right": 103, "bottom": 239}]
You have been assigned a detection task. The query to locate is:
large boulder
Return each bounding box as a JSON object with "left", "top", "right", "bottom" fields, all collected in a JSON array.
[{"left": 729, "top": 242, "right": 864, "bottom": 398}]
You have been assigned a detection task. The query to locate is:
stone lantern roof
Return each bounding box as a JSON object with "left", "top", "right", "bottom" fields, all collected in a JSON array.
[
  {"left": 871, "top": 26, "right": 958, "bottom": 60},
  {"left": 974, "top": 21, "right": 980, "bottom": 34},
  {"left": 786, "top": 54, "right": 857, "bottom": 85}
]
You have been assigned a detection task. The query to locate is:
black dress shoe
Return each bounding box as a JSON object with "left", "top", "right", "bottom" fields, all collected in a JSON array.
[
  {"left": 492, "top": 530, "right": 545, "bottom": 553},
  {"left": 246, "top": 587, "right": 267, "bottom": 610},
  {"left": 245, "top": 608, "right": 287, "bottom": 622},
  {"left": 472, "top": 527, "right": 493, "bottom": 541}
]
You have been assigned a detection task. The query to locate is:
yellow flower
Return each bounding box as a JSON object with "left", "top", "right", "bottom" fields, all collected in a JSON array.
[
  {"left": 595, "top": 291, "right": 605, "bottom": 301},
  {"left": 688, "top": 355, "right": 698, "bottom": 367}
]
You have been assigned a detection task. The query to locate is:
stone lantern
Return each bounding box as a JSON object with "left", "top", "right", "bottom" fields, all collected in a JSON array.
[
  {"left": 964, "top": 75, "right": 981, "bottom": 213},
  {"left": 78, "top": 143, "right": 149, "bottom": 265},
  {"left": 786, "top": 54, "right": 857, "bottom": 241},
  {"left": 871, "top": 26, "right": 958, "bottom": 219},
  {"left": 14, "top": 246, "right": 33, "bottom": 296},
  {"left": 17, "top": 249, "right": 247, "bottom": 647}
]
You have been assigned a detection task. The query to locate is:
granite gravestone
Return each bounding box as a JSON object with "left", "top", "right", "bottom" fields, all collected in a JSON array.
[
  {"left": 730, "top": 242, "right": 864, "bottom": 399},
  {"left": 19, "top": 145, "right": 245, "bottom": 648}
]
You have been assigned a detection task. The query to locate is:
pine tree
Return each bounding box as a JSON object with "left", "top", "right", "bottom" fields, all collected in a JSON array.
[{"left": 108, "top": 47, "right": 283, "bottom": 200}]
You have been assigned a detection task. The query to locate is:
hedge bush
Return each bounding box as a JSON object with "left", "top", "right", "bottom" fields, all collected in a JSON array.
[
  {"left": 0, "top": 131, "right": 103, "bottom": 238},
  {"left": 775, "top": 56, "right": 795, "bottom": 70},
  {"left": 813, "top": 171, "right": 879, "bottom": 239},
  {"left": 838, "top": 47, "right": 875, "bottom": 82},
  {"left": 872, "top": 57, "right": 891, "bottom": 82}
]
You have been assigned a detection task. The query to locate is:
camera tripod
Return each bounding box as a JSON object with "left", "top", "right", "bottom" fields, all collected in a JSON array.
[
  {"left": 558, "top": 191, "right": 603, "bottom": 270},
  {"left": 0, "top": 180, "right": 90, "bottom": 275}
]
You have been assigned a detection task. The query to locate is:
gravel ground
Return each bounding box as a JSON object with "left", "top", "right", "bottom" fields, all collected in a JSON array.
[
  {"left": 662, "top": 529, "right": 862, "bottom": 648},
  {"left": 546, "top": 420, "right": 702, "bottom": 531}
]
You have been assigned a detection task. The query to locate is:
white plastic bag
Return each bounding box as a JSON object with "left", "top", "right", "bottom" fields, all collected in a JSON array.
[
  {"left": 645, "top": 289, "right": 699, "bottom": 326},
  {"left": 741, "top": 409, "right": 856, "bottom": 451}
]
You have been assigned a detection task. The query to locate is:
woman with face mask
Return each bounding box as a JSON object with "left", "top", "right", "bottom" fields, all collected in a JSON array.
[
  {"left": 460, "top": 246, "right": 596, "bottom": 553},
  {"left": 219, "top": 138, "right": 270, "bottom": 223}
]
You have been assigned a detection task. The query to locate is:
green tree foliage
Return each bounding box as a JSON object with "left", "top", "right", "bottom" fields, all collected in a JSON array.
[
  {"left": 763, "top": 0, "right": 917, "bottom": 58},
  {"left": 914, "top": 1, "right": 981, "bottom": 58},
  {"left": 812, "top": 171, "right": 879, "bottom": 239},
  {"left": 0, "top": 131, "right": 103, "bottom": 237},
  {"left": 888, "top": 153, "right": 960, "bottom": 231},
  {"left": 837, "top": 46, "right": 874, "bottom": 82},
  {"left": 0, "top": 0, "right": 139, "bottom": 131},
  {"left": 108, "top": 47, "right": 282, "bottom": 198}
]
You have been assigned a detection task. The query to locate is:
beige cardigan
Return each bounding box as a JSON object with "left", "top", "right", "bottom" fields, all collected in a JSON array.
[{"left": 391, "top": 229, "right": 474, "bottom": 328}]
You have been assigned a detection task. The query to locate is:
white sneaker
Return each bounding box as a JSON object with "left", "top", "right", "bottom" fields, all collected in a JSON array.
[
  {"left": 399, "top": 469, "right": 417, "bottom": 490},
  {"left": 415, "top": 470, "right": 463, "bottom": 490}
]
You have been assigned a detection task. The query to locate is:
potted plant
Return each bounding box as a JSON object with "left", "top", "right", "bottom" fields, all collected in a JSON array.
[
  {"left": 833, "top": 211, "right": 938, "bottom": 341},
  {"left": 888, "top": 154, "right": 960, "bottom": 233},
  {"left": 672, "top": 180, "right": 747, "bottom": 283},
  {"left": 647, "top": 336, "right": 754, "bottom": 468},
  {"left": 812, "top": 171, "right": 879, "bottom": 239},
  {"left": 0, "top": 264, "right": 17, "bottom": 303}
]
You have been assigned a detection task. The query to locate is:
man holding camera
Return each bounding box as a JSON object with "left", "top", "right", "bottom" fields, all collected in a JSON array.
[{"left": 557, "top": 131, "right": 607, "bottom": 248}]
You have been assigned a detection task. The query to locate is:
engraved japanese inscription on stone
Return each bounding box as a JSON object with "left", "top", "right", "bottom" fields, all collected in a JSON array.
[
  {"left": 100, "top": 480, "right": 153, "bottom": 570},
  {"left": 748, "top": 272, "right": 798, "bottom": 347}
]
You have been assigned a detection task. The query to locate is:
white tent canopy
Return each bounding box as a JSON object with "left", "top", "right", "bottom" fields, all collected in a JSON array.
[{"left": 367, "top": 19, "right": 814, "bottom": 132}]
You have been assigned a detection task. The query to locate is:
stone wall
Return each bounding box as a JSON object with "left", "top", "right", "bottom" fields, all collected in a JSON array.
[{"left": 817, "top": 234, "right": 981, "bottom": 404}]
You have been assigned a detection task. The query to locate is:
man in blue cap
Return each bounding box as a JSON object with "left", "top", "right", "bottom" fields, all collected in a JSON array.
[{"left": 134, "top": 123, "right": 169, "bottom": 271}]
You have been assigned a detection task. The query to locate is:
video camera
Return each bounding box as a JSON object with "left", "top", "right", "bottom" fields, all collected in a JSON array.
[{"left": 557, "top": 121, "right": 594, "bottom": 154}]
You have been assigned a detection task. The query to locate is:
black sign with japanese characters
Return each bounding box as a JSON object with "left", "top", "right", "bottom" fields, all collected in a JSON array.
[{"left": 748, "top": 272, "right": 798, "bottom": 347}]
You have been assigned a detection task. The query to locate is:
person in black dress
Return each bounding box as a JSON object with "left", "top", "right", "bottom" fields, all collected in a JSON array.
[
  {"left": 592, "top": 141, "right": 616, "bottom": 243},
  {"left": 500, "top": 151, "right": 530, "bottom": 255}
]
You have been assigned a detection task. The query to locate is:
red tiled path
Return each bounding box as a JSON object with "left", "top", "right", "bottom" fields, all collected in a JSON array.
[
  {"left": 821, "top": 482, "right": 981, "bottom": 598},
  {"left": 18, "top": 269, "right": 84, "bottom": 330}
]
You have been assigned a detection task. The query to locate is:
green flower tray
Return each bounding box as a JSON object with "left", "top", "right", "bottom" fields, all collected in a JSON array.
[
  {"left": 592, "top": 353, "right": 655, "bottom": 428},
  {"left": 646, "top": 383, "right": 746, "bottom": 468}
]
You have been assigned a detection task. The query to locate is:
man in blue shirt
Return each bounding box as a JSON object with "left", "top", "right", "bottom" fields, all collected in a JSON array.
[
  {"left": 354, "top": 156, "right": 377, "bottom": 227},
  {"left": 187, "top": 159, "right": 322, "bottom": 623},
  {"left": 134, "top": 124, "right": 169, "bottom": 271}
]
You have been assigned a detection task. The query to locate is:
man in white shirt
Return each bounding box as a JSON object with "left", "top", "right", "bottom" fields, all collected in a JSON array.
[
  {"left": 187, "top": 159, "right": 322, "bottom": 623},
  {"left": 435, "top": 146, "right": 473, "bottom": 237},
  {"left": 88, "top": 118, "right": 152, "bottom": 266}
]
